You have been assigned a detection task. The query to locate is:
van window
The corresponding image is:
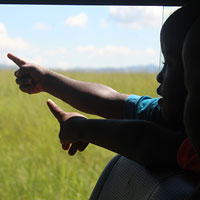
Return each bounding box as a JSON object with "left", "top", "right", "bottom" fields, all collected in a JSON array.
[{"left": 0, "top": 5, "right": 163, "bottom": 73}]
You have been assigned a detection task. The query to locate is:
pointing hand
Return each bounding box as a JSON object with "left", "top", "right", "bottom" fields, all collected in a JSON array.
[
  {"left": 47, "top": 99, "right": 89, "bottom": 155},
  {"left": 7, "top": 53, "right": 48, "bottom": 94}
]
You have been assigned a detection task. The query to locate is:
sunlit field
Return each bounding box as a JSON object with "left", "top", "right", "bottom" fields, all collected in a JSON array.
[{"left": 0, "top": 70, "right": 158, "bottom": 200}]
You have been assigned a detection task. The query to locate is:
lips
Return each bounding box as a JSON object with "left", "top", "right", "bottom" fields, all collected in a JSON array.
[
  {"left": 158, "top": 98, "right": 163, "bottom": 105},
  {"left": 157, "top": 85, "right": 162, "bottom": 96}
]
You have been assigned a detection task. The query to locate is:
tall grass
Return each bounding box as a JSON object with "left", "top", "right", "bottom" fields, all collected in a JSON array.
[{"left": 0, "top": 70, "right": 158, "bottom": 200}]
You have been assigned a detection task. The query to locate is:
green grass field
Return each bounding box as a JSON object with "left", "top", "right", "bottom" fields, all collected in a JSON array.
[{"left": 0, "top": 70, "right": 158, "bottom": 200}]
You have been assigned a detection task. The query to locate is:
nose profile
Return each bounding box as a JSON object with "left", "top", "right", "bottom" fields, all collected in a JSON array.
[{"left": 156, "top": 70, "right": 163, "bottom": 84}]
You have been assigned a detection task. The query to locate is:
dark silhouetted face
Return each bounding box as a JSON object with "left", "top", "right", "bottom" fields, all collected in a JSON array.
[{"left": 156, "top": 22, "right": 187, "bottom": 127}]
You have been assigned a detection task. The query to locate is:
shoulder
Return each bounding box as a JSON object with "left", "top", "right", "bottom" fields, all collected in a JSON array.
[{"left": 124, "top": 95, "right": 161, "bottom": 122}]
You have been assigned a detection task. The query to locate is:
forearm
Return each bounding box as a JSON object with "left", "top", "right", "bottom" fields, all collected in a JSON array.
[
  {"left": 68, "top": 117, "right": 185, "bottom": 170},
  {"left": 43, "top": 71, "right": 127, "bottom": 119}
]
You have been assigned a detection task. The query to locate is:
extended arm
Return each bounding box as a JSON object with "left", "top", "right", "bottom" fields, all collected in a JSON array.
[
  {"left": 47, "top": 99, "right": 184, "bottom": 170},
  {"left": 69, "top": 118, "right": 184, "bottom": 169},
  {"left": 8, "top": 53, "right": 128, "bottom": 119},
  {"left": 43, "top": 70, "right": 128, "bottom": 119}
]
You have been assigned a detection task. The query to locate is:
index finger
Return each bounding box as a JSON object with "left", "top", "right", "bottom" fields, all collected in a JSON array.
[
  {"left": 46, "top": 99, "right": 65, "bottom": 123},
  {"left": 7, "top": 53, "right": 26, "bottom": 67}
]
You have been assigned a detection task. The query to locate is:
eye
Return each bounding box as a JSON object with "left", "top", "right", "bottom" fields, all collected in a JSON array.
[
  {"left": 162, "top": 61, "right": 167, "bottom": 67},
  {"left": 162, "top": 60, "right": 169, "bottom": 70}
]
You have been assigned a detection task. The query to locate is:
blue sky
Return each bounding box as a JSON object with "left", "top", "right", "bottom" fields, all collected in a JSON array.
[{"left": 0, "top": 5, "right": 178, "bottom": 69}]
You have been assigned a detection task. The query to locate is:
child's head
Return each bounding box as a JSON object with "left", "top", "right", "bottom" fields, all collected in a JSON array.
[
  {"left": 156, "top": 5, "right": 199, "bottom": 128},
  {"left": 182, "top": 17, "right": 200, "bottom": 150},
  {"left": 182, "top": 16, "right": 200, "bottom": 94}
]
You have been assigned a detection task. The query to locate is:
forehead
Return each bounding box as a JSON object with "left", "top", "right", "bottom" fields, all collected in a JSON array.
[
  {"left": 160, "top": 25, "right": 184, "bottom": 71},
  {"left": 160, "top": 28, "right": 182, "bottom": 58},
  {"left": 160, "top": 7, "right": 196, "bottom": 58}
]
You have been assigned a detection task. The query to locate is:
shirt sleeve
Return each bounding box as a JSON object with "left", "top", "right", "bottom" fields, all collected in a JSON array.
[{"left": 124, "top": 95, "right": 161, "bottom": 122}]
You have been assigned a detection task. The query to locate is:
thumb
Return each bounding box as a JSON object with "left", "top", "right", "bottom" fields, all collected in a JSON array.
[
  {"left": 7, "top": 53, "right": 26, "bottom": 67},
  {"left": 47, "top": 99, "right": 65, "bottom": 123}
]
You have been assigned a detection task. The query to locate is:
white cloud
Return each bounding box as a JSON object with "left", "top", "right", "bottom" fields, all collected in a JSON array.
[
  {"left": 0, "top": 23, "right": 6, "bottom": 37},
  {"left": 75, "top": 44, "right": 159, "bottom": 68},
  {"left": 65, "top": 13, "right": 88, "bottom": 28},
  {"left": 0, "top": 20, "right": 158, "bottom": 70},
  {"left": 0, "top": 22, "right": 29, "bottom": 51},
  {"left": 54, "top": 61, "right": 72, "bottom": 69},
  {"left": 30, "top": 55, "right": 45, "bottom": 64},
  {"left": 100, "top": 19, "right": 108, "bottom": 28},
  {"left": 144, "top": 48, "right": 156, "bottom": 55},
  {"left": 77, "top": 45, "right": 156, "bottom": 57},
  {"left": 35, "top": 23, "right": 51, "bottom": 31},
  {"left": 109, "top": 6, "right": 162, "bottom": 29},
  {"left": 46, "top": 47, "right": 68, "bottom": 56}
]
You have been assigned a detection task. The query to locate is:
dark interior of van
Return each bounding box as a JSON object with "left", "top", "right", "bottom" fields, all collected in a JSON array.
[{"left": 0, "top": 0, "right": 185, "bottom": 5}]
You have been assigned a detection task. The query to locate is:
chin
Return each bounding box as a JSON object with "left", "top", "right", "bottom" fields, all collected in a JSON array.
[
  {"left": 162, "top": 108, "right": 183, "bottom": 129},
  {"left": 158, "top": 98, "right": 163, "bottom": 106},
  {"left": 161, "top": 105, "right": 174, "bottom": 122}
]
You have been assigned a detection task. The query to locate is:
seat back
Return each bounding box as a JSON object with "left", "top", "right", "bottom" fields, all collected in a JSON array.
[{"left": 90, "top": 155, "right": 200, "bottom": 200}]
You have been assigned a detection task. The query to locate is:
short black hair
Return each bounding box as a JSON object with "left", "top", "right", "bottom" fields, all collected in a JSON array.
[{"left": 161, "top": 5, "right": 200, "bottom": 57}]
